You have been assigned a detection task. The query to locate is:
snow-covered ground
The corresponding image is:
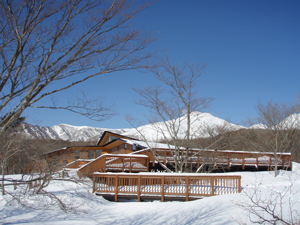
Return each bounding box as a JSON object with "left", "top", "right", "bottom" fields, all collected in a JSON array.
[{"left": 1, "top": 163, "right": 300, "bottom": 225}]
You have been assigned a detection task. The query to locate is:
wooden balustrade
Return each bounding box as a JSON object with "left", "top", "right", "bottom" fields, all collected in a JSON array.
[
  {"left": 151, "top": 149, "right": 292, "bottom": 170},
  {"left": 77, "top": 154, "right": 149, "bottom": 178},
  {"left": 93, "top": 173, "right": 241, "bottom": 202}
]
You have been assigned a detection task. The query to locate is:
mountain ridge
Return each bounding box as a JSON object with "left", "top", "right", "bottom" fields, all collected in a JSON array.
[{"left": 22, "top": 112, "right": 300, "bottom": 142}]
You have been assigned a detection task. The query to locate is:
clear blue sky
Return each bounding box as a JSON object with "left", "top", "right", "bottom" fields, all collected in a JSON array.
[{"left": 24, "top": 0, "right": 300, "bottom": 129}]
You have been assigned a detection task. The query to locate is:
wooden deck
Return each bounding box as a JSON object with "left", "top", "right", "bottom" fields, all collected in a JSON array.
[
  {"left": 145, "top": 148, "right": 293, "bottom": 171},
  {"left": 93, "top": 173, "right": 241, "bottom": 202},
  {"left": 69, "top": 149, "right": 292, "bottom": 180}
]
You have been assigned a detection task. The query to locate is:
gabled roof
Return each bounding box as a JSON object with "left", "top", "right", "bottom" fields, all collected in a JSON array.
[{"left": 96, "top": 131, "right": 138, "bottom": 146}]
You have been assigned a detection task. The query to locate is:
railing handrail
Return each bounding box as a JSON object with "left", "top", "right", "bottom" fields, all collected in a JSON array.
[
  {"left": 93, "top": 172, "right": 241, "bottom": 179},
  {"left": 93, "top": 173, "right": 242, "bottom": 202}
]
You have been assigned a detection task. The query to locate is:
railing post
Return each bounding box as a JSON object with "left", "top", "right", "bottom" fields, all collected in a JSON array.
[
  {"left": 129, "top": 157, "right": 132, "bottom": 173},
  {"left": 185, "top": 177, "right": 189, "bottom": 201},
  {"left": 161, "top": 176, "right": 165, "bottom": 202},
  {"left": 92, "top": 175, "right": 95, "bottom": 193},
  {"left": 146, "top": 158, "right": 149, "bottom": 172},
  {"left": 238, "top": 176, "right": 241, "bottom": 193},
  {"left": 211, "top": 177, "right": 215, "bottom": 196},
  {"left": 115, "top": 175, "right": 118, "bottom": 202},
  {"left": 137, "top": 175, "right": 141, "bottom": 202},
  {"left": 242, "top": 153, "right": 245, "bottom": 170},
  {"left": 227, "top": 153, "right": 230, "bottom": 170}
]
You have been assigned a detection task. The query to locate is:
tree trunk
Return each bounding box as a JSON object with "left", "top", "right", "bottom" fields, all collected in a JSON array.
[{"left": 1, "top": 162, "right": 5, "bottom": 195}]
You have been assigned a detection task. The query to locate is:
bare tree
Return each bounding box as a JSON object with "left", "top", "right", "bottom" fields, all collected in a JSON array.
[
  {"left": 236, "top": 177, "right": 300, "bottom": 225},
  {"left": 0, "top": 0, "right": 155, "bottom": 138},
  {"left": 0, "top": 128, "right": 24, "bottom": 195},
  {"left": 248, "top": 99, "right": 300, "bottom": 177},
  {"left": 131, "top": 59, "right": 214, "bottom": 172}
]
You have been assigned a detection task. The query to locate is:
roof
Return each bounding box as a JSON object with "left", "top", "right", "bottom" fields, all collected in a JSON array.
[{"left": 96, "top": 131, "right": 138, "bottom": 145}]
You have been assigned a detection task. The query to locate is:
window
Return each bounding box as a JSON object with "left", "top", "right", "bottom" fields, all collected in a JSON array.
[
  {"left": 132, "top": 144, "right": 136, "bottom": 151},
  {"left": 112, "top": 147, "right": 118, "bottom": 153},
  {"left": 107, "top": 135, "right": 117, "bottom": 143},
  {"left": 95, "top": 150, "right": 102, "bottom": 158},
  {"left": 88, "top": 150, "right": 94, "bottom": 159},
  {"left": 75, "top": 150, "right": 80, "bottom": 160}
]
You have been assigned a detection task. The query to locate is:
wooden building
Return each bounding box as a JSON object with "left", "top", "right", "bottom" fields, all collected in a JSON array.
[
  {"left": 41, "top": 131, "right": 293, "bottom": 202},
  {"left": 43, "top": 131, "right": 145, "bottom": 169},
  {"left": 43, "top": 131, "right": 293, "bottom": 176}
]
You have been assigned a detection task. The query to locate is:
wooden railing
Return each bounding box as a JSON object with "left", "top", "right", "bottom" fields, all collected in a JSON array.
[
  {"left": 64, "top": 159, "right": 92, "bottom": 169},
  {"left": 93, "top": 173, "right": 241, "bottom": 202},
  {"left": 77, "top": 154, "right": 149, "bottom": 178},
  {"left": 151, "top": 148, "right": 293, "bottom": 170}
]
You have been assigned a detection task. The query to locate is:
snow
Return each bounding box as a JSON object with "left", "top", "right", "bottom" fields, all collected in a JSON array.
[
  {"left": 278, "top": 113, "right": 300, "bottom": 129},
  {"left": 21, "top": 111, "right": 300, "bottom": 142},
  {"left": 249, "top": 123, "right": 268, "bottom": 129},
  {"left": 1, "top": 163, "right": 300, "bottom": 224},
  {"left": 123, "top": 112, "right": 246, "bottom": 141}
]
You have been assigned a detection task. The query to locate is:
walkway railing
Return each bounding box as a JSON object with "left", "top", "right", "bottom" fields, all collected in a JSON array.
[
  {"left": 93, "top": 173, "right": 241, "bottom": 202},
  {"left": 151, "top": 148, "right": 292, "bottom": 170},
  {"left": 77, "top": 154, "right": 149, "bottom": 178}
]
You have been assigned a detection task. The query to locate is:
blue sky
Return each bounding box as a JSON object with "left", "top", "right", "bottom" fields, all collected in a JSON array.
[{"left": 24, "top": 0, "right": 300, "bottom": 129}]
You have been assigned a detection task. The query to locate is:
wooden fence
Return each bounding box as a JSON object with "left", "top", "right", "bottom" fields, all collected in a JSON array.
[
  {"left": 150, "top": 148, "right": 292, "bottom": 170},
  {"left": 93, "top": 173, "right": 241, "bottom": 202},
  {"left": 77, "top": 154, "right": 149, "bottom": 178}
]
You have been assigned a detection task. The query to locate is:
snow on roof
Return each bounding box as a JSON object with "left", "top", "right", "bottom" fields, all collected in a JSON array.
[{"left": 102, "top": 153, "right": 148, "bottom": 158}]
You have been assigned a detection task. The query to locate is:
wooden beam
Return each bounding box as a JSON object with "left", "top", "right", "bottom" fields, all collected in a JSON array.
[
  {"left": 211, "top": 177, "right": 215, "bottom": 196},
  {"left": 137, "top": 176, "right": 141, "bottom": 202},
  {"left": 115, "top": 175, "right": 118, "bottom": 202},
  {"left": 242, "top": 153, "right": 245, "bottom": 170},
  {"left": 161, "top": 176, "right": 165, "bottom": 202},
  {"left": 185, "top": 177, "right": 189, "bottom": 201}
]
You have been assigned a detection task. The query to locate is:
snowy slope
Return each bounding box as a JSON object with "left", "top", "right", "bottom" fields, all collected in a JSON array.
[
  {"left": 278, "top": 113, "right": 300, "bottom": 129},
  {"left": 22, "top": 123, "right": 129, "bottom": 142},
  {"left": 1, "top": 163, "right": 300, "bottom": 224},
  {"left": 122, "top": 112, "right": 245, "bottom": 141},
  {"left": 249, "top": 113, "right": 300, "bottom": 130},
  {"left": 21, "top": 112, "right": 300, "bottom": 142},
  {"left": 21, "top": 112, "right": 245, "bottom": 142}
]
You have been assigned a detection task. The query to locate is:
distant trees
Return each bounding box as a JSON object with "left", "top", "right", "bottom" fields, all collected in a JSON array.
[
  {"left": 247, "top": 98, "right": 300, "bottom": 176},
  {"left": 129, "top": 58, "right": 214, "bottom": 172},
  {"left": 0, "top": 0, "right": 155, "bottom": 139}
]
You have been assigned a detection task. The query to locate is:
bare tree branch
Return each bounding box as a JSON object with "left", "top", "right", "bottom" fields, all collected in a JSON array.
[{"left": 0, "top": 0, "right": 156, "bottom": 137}]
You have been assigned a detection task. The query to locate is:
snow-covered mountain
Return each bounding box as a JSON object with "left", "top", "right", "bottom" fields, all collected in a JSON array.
[
  {"left": 22, "top": 112, "right": 245, "bottom": 142},
  {"left": 249, "top": 113, "right": 300, "bottom": 130},
  {"left": 22, "top": 112, "right": 300, "bottom": 142},
  {"left": 122, "top": 112, "right": 245, "bottom": 141},
  {"left": 277, "top": 113, "right": 300, "bottom": 129},
  {"left": 22, "top": 123, "right": 129, "bottom": 142}
]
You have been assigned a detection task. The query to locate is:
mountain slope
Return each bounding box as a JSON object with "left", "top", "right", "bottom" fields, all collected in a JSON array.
[
  {"left": 122, "top": 112, "right": 245, "bottom": 141},
  {"left": 22, "top": 112, "right": 245, "bottom": 142},
  {"left": 23, "top": 111, "right": 299, "bottom": 142},
  {"left": 22, "top": 123, "right": 129, "bottom": 142}
]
